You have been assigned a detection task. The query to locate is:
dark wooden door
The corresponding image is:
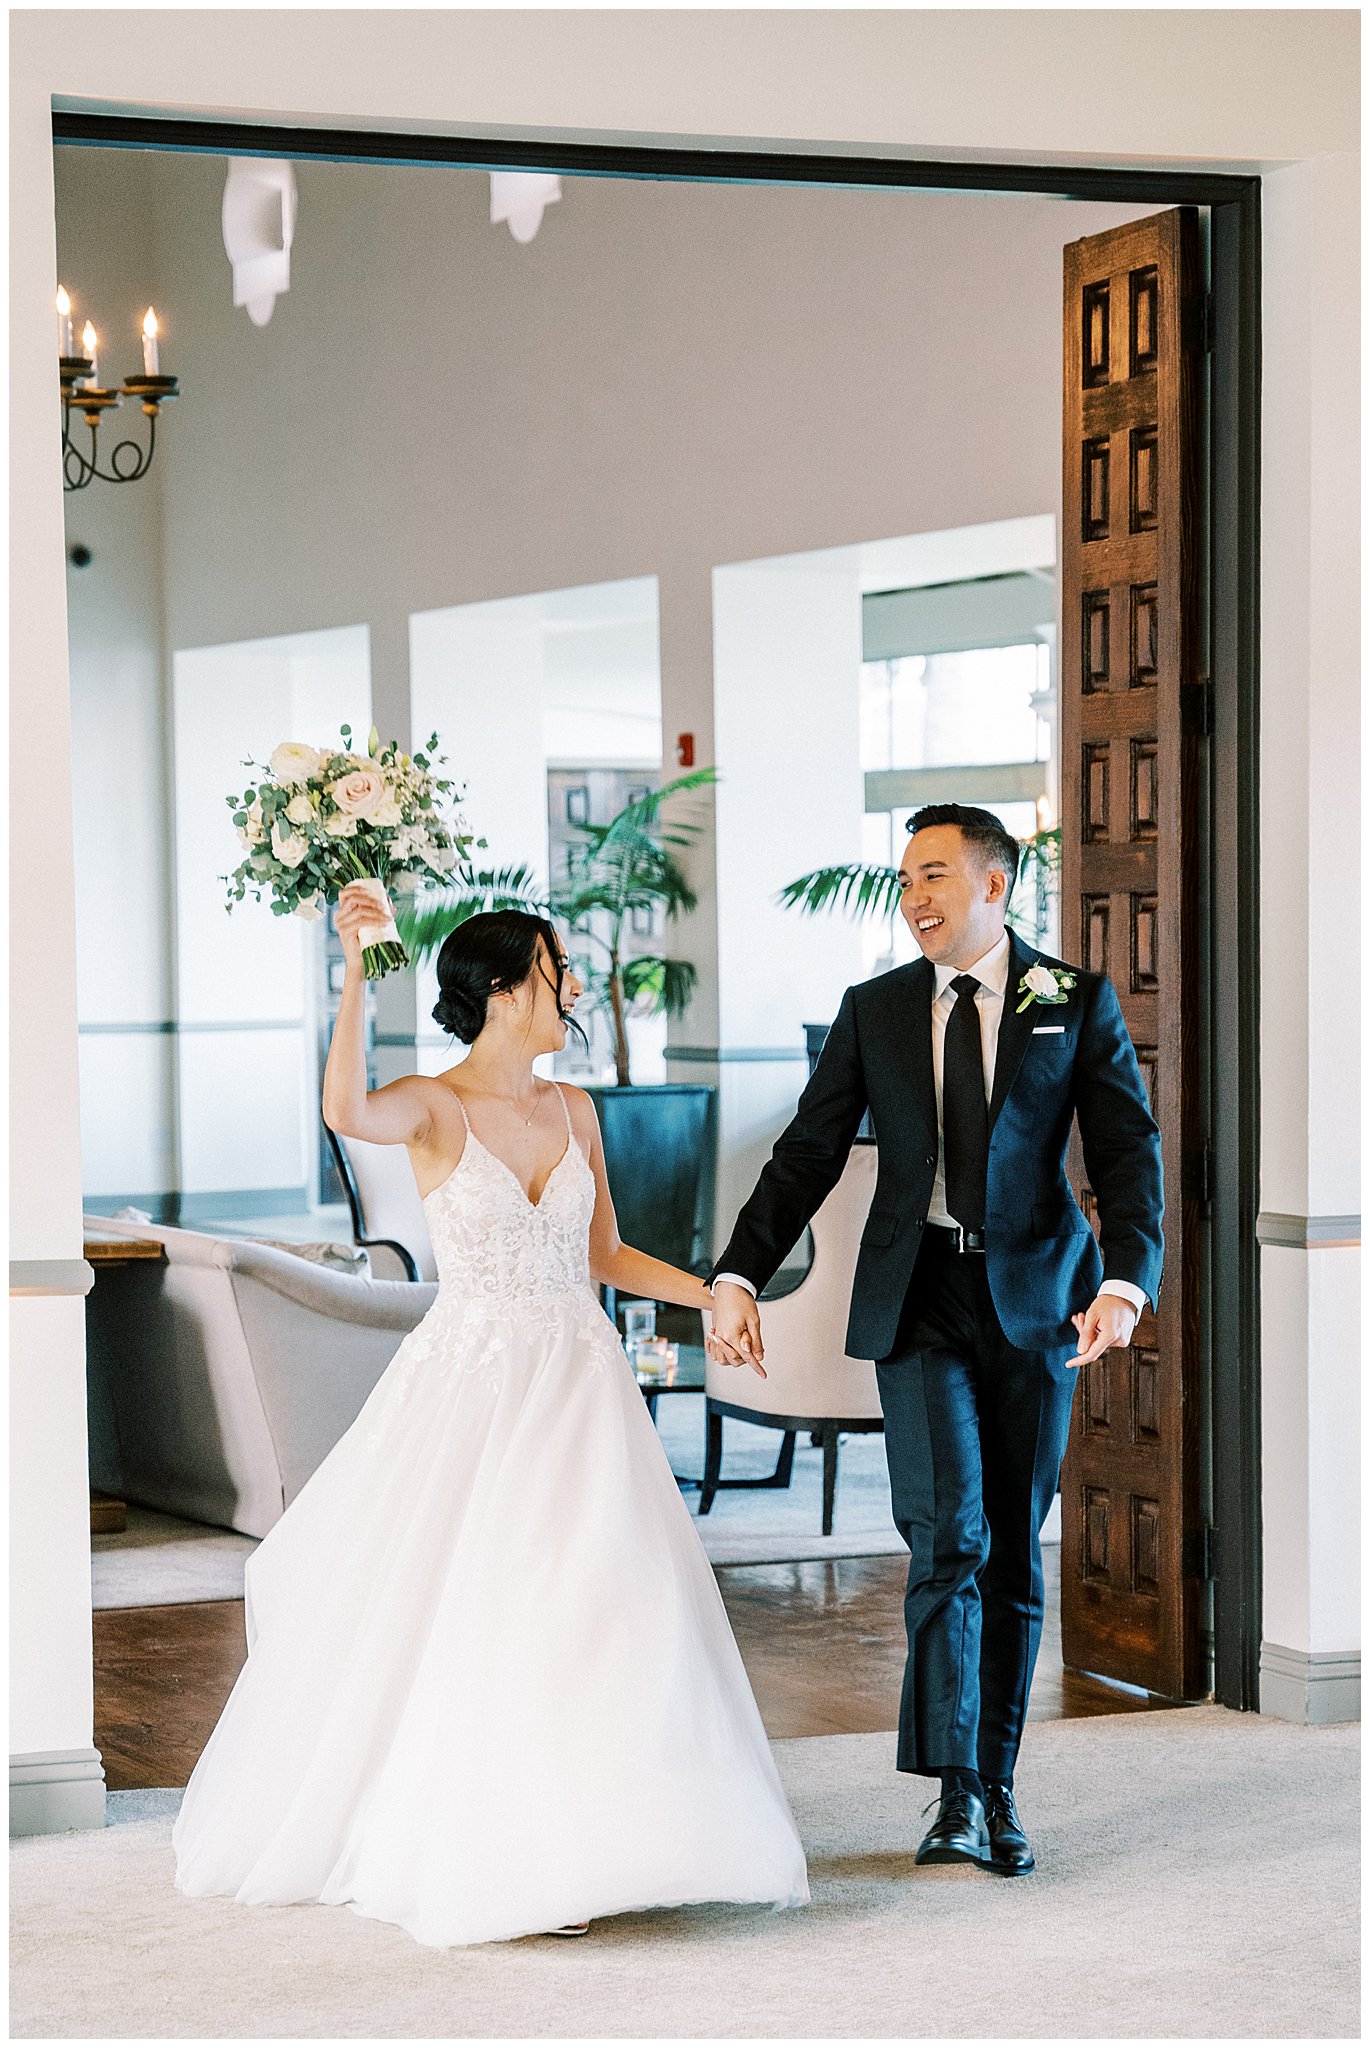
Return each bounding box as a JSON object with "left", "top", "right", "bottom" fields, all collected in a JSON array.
[{"left": 1059, "top": 208, "right": 1208, "bottom": 1700}]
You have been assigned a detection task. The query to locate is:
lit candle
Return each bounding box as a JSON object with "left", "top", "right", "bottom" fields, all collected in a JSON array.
[
  {"left": 56, "top": 286, "right": 73, "bottom": 358},
  {"left": 81, "top": 320, "right": 99, "bottom": 386},
  {"left": 141, "top": 306, "right": 160, "bottom": 376}
]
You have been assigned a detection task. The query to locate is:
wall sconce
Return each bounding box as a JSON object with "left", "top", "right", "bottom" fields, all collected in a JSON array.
[{"left": 57, "top": 289, "right": 179, "bottom": 493}]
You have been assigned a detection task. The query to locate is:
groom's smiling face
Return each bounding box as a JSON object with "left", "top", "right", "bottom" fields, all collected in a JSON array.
[{"left": 898, "top": 824, "right": 1010, "bottom": 969}]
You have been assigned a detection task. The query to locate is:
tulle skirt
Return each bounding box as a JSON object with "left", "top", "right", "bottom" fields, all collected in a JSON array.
[{"left": 171, "top": 1293, "right": 810, "bottom": 1948}]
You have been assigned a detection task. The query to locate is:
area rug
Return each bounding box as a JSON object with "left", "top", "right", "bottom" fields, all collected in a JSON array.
[
  {"left": 91, "top": 1509, "right": 258, "bottom": 1610},
  {"left": 10, "top": 1706, "right": 1355, "bottom": 2039}
]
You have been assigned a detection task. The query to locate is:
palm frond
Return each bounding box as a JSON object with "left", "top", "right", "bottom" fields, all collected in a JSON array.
[
  {"left": 597, "top": 767, "right": 718, "bottom": 848},
  {"left": 777, "top": 863, "right": 903, "bottom": 922},
  {"left": 620, "top": 954, "right": 699, "bottom": 1017},
  {"left": 393, "top": 865, "right": 547, "bottom": 962}
]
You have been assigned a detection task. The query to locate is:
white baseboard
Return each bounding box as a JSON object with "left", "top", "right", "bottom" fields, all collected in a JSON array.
[
  {"left": 9, "top": 1748, "right": 106, "bottom": 1837},
  {"left": 1260, "top": 1642, "right": 1360, "bottom": 1725}
]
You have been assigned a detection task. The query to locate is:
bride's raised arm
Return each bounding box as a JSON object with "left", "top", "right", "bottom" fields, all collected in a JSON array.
[{"left": 321, "top": 881, "right": 433, "bottom": 1149}]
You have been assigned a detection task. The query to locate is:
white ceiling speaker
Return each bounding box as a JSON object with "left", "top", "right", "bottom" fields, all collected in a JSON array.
[
  {"left": 490, "top": 170, "right": 561, "bottom": 245},
  {"left": 222, "top": 159, "right": 298, "bottom": 326}
]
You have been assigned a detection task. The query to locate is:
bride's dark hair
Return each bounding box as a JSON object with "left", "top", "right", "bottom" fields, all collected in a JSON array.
[{"left": 432, "top": 910, "right": 586, "bottom": 1049}]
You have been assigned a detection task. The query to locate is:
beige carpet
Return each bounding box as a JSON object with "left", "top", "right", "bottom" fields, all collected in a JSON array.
[{"left": 10, "top": 1707, "right": 1356, "bottom": 2039}]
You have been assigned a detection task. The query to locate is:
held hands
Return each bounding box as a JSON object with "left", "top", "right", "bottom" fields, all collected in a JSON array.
[
  {"left": 1070, "top": 1293, "right": 1140, "bottom": 1367},
  {"left": 705, "top": 1282, "right": 767, "bottom": 1379},
  {"left": 335, "top": 880, "right": 396, "bottom": 973}
]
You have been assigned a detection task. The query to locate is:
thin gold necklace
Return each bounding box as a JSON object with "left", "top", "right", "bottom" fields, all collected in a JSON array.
[
  {"left": 448, "top": 1076, "right": 542, "bottom": 1126},
  {"left": 494, "top": 1080, "right": 543, "bottom": 1127}
]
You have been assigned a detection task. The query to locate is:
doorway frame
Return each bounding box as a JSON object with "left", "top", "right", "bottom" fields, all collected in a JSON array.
[{"left": 52, "top": 109, "right": 1262, "bottom": 1712}]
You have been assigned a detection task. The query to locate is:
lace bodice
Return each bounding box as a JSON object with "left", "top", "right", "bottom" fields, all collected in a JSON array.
[
  {"left": 421, "top": 1083, "right": 595, "bottom": 1308},
  {"left": 369, "top": 1082, "right": 619, "bottom": 1423}
]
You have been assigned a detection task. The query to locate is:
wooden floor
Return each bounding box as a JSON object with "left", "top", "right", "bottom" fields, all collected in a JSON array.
[{"left": 93, "top": 1545, "right": 1169, "bottom": 1791}]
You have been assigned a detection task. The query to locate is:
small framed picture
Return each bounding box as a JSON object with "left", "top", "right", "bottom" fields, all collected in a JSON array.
[{"left": 565, "top": 786, "right": 590, "bottom": 826}]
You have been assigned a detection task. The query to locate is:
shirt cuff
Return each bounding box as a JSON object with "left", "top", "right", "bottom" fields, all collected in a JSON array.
[
  {"left": 711, "top": 1272, "right": 757, "bottom": 1299},
  {"left": 1099, "top": 1279, "right": 1147, "bottom": 1316}
]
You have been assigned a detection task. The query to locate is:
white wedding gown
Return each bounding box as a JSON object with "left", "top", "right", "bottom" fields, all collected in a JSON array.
[{"left": 172, "top": 1084, "right": 809, "bottom": 1948}]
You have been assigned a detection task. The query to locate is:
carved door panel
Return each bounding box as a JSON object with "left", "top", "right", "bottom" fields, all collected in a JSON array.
[{"left": 1059, "top": 208, "right": 1207, "bottom": 1700}]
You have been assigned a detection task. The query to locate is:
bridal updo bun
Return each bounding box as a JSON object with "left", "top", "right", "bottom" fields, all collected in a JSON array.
[{"left": 432, "top": 910, "right": 574, "bottom": 1045}]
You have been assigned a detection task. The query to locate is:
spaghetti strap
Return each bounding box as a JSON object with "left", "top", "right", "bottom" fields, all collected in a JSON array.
[
  {"left": 551, "top": 1080, "right": 573, "bottom": 1140},
  {"left": 450, "top": 1088, "right": 472, "bottom": 1138}
]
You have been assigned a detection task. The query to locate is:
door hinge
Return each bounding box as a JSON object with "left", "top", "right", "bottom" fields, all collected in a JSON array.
[
  {"left": 1181, "top": 291, "right": 1214, "bottom": 355},
  {"left": 1187, "top": 1145, "right": 1214, "bottom": 1215},
  {"left": 1183, "top": 1526, "right": 1217, "bottom": 1581},
  {"left": 1181, "top": 676, "right": 1213, "bottom": 736}
]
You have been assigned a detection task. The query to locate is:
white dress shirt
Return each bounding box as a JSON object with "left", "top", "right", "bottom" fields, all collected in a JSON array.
[{"left": 716, "top": 927, "right": 1146, "bottom": 1323}]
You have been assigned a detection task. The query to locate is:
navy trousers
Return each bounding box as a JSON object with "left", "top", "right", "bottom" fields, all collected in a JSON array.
[{"left": 875, "top": 1227, "right": 1078, "bottom": 1783}]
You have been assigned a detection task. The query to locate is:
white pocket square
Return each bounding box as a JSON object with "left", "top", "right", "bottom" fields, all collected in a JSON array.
[{"left": 1032, "top": 1025, "right": 1066, "bottom": 1035}]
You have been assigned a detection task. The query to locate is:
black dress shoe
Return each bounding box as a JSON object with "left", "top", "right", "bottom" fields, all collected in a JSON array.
[
  {"left": 914, "top": 1788, "right": 990, "bottom": 1867},
  {"left": 983, "top": 1781, "right": 1035, "bottom": 1875}
]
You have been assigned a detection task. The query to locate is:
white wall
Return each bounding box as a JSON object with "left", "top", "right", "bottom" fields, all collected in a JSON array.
[
  {"left": 708, "top": 551, "right": 865, "bottom": 1236},
  {"left": 171, "top": 626, "right": 371, "bottom": 1204},
  {"left": 1257, "top": 150, "right": 1361, "bottom": 1698},
  {"left": 9, "top": 9, "right": 1360, "bottom": 1831},
  {"left": 55, "top": 147, "right": 176, "bottom": 1206}
]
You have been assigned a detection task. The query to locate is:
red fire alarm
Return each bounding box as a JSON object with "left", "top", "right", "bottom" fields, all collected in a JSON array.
[{"left": 675, "top": 732, "right": 695, "bottom": 767}]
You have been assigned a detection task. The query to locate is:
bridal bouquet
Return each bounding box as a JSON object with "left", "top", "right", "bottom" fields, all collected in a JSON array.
[{"left": 223, "top": 724, "right": 474, "bottom": 979}]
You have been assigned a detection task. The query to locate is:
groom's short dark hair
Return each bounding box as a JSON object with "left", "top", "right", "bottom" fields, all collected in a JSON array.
[{"left": 905, "top": 803, "right": 1021, "bottom": 903}]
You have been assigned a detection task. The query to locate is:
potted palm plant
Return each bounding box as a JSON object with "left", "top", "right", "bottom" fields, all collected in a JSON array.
[{"left": 394, "top": 768, "right": 719, "bottom": 1276}]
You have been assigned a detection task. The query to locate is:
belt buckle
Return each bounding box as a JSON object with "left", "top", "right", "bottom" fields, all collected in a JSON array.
[{"left": 951, "top": 1224, "right": 985, "bottom": 1255}]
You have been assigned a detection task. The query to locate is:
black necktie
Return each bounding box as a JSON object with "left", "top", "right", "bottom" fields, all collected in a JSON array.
[{"left": 943, "top": 973, "right": 988, "bottom": 1231}]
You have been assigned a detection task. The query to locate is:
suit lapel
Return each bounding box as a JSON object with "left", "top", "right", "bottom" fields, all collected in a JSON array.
[
  {"left": 988, "top": 931, "right": 1039, "bottom": 1130},
  {"left": 883, "top": 958, "right": 938, "bottom": 1149}
]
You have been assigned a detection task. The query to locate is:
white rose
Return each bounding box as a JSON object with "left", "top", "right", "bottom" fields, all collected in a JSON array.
[
  {"left": 293, "top": 894, "right": 324, "bottom": 921},
  {"left": 330, "top": 768, "right": 387, "bottom": 820},
  {"left": 1024, "top": 963, "right": 1059, "bottom": 998},
  {"left": 389, "top": 868, "right": 420, "bottom": 895},
  {"left": 426, "top": 840, "right": 459, "bottom": 873},
  {"left": 371, "top": 793, "right": 404, "bottom": 828},
  {"left": 324, "top": 811, "right": 359, "bottom": 837},
  {"left": 270, "top": 741, "right": 321, "bottom": 788},
  {"left": 285, "top": 791, "right": 316, "bottom": 826},
  {"left": 271, "top": 820, "right": 308, "bottom": 868}
]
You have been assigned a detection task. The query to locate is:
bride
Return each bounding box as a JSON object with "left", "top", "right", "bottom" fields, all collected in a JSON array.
[{"left": 171, "top": 883, "right": 809, "bottom": 1948}]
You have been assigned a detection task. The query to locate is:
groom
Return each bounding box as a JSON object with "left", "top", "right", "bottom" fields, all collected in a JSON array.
[{"left": 709, "top": 803, "right": 1163, "bottom": 1876}]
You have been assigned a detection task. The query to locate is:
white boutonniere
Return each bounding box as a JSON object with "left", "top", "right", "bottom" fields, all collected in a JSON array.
[{"left": 1016, "top": 962, "right": 1077, "bottom": 1014}]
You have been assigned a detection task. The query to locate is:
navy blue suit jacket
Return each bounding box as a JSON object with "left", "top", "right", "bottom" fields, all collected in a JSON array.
[{"left": 711, "top": 929, "right": 1164, "bottom": 1360}]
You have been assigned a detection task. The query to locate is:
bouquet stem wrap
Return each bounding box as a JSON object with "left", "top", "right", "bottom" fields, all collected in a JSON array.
[{"left": 345, "top": 863, "right": 409, "bottom": 981}]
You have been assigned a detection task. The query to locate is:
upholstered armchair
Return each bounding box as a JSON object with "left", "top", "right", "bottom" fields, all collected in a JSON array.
[
  {"left": 702, "top": 1144, "right": 885, "bottom": 1535},
  {"left": 326, "top": 1123, "right": 437, "bottom": 1282},
  {"left": 83, "top": 1212, "right": 435, "bottom": 1537}
]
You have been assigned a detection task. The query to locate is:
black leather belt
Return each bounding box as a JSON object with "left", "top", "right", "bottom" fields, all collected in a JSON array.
[{"left": 928, "top": 1222, "right": 987, "bottom": 1254}]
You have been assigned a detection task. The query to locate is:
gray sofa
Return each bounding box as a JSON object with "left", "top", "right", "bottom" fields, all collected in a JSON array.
[{"left": 84, "top": 1214, "right": 435, "bottom": 1538}]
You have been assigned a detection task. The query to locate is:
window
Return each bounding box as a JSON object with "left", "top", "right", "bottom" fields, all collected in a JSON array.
[{"left": 857, "top": 581, "right": 1060, "bottom": 975}]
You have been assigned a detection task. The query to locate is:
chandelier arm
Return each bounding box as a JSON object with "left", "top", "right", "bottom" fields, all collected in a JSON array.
[
  {"left": 61, "top": 412, "right": 99, "bottom": 492},
  {"left": 64, "top": 411, "right": 160, "bottom": 487},
  {"left": 106, "top": 420, "right": 155, "bottom": 483}
]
